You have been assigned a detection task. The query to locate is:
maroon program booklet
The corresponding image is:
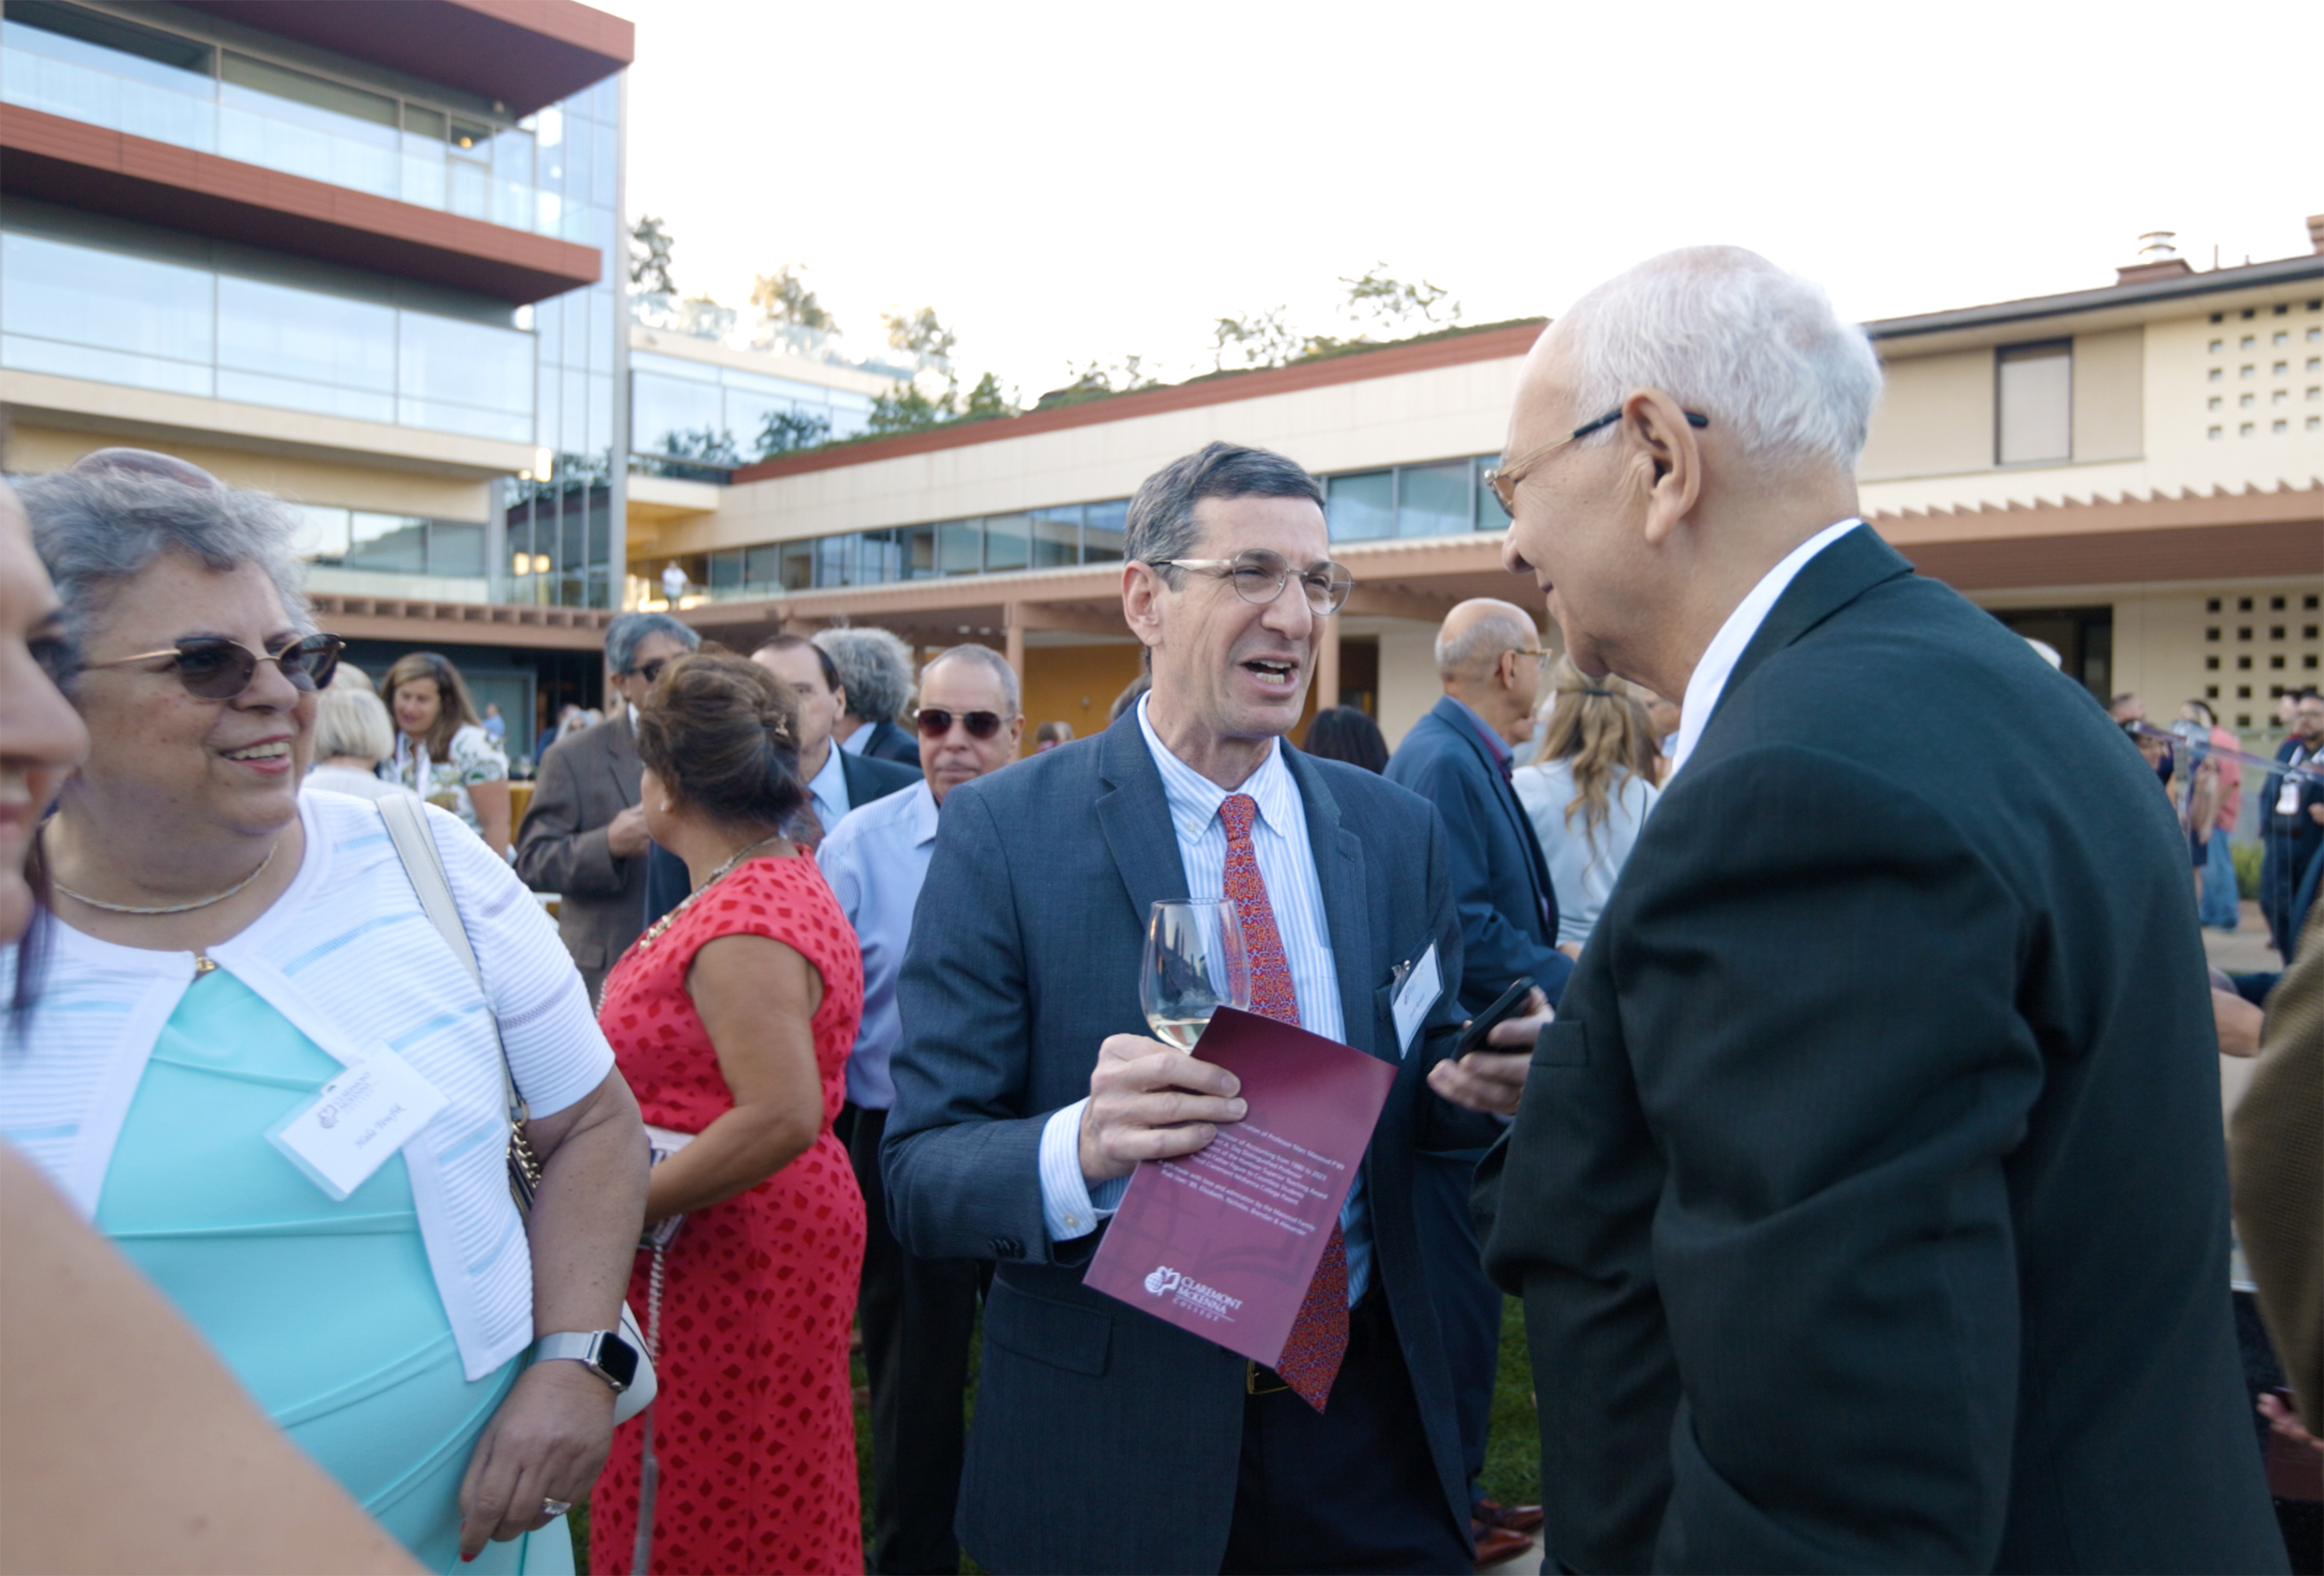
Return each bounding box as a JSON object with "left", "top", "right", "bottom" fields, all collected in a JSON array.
[{"left": 1083, "top": 1006, "right": 1396, "bottom": 1371}]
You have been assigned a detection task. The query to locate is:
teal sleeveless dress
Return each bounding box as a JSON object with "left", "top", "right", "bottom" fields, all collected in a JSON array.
[{"left": 93, "top": 969, "right": 573, "bottom": 1576}]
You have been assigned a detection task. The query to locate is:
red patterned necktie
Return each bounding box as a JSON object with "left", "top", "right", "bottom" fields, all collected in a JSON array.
[{"left": 1219, "top": 792, "right": 1348, "bottom": 1412}]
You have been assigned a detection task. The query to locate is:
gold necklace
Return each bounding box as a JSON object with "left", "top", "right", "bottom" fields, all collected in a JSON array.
[
  {"left": 634, "top": 834, "right": 785, "bottom": 950},
  {"left": 47, "top": 832, "right": 280, "bottom": 916}
]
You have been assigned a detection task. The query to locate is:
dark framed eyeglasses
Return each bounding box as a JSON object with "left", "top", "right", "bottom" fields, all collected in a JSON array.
[
  {"left": 1150, "top": 549, "right": 1355, "bottom": 616},
  {"left": 630, "top": 657, "right": 670, "bottom": 685},
  {"left": 1484, "top": 408, "right": 1710, "bottom": 516},
  {"left": 915, "top": 708, "right": 1008, "bottom": 740},
  {"left": 78, "top": 632, "right": 344, "bottom": 700}
]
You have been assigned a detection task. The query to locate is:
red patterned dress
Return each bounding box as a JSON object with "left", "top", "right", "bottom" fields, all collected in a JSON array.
[{"left": 588, "top": 854, "right": 865, "bottom": 1576}]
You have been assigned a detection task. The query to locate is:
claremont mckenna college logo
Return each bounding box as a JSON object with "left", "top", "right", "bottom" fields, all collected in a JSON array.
[{"left": 1142, "top": 1265, "right": 1244, "bottom": 1324}]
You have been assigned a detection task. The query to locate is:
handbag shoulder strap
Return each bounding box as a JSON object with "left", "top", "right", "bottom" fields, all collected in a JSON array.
[{"left": 378, "top": 795, "right": 528, "bottom": 1127}]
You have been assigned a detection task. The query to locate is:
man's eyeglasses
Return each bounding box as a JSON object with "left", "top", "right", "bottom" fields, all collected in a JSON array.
[
  {"left": 1484, "top": 409, "right": 1710, "bottom": 516},
  {"left": 629, "top": 657, "right": 669, "bottom": 685},
  {"left": 1150, "top": 550, "right": 1355, "bottom": 616},
  {"left": 1510, "top": 647, "right": 1552, "bottom": 672},
  {"left": 916, "top": 708, "right": 1009, "bottom": 740},
  {"left": 78, "top": 632, "right": 344, "bottom": 700}
]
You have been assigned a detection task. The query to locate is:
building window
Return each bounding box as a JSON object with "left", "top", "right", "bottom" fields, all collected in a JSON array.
[
  {"left": 2209, "top": 368, "right": 2224, "bottom": 382},
  {"left": 2240, "top": 422, "right": 2255, "bottom": 436},
  {"left": 2238, "top": 686, "right": 2252, "bottom": 699},
  {"left": 2209, "top": 425, "right": 2224, "bottom": 440},
  {"left": 2241, "top": 393, "right": 2257, "bottom": 407},
  {"left": 2273, "top": 419, "right": 2289, "bottom": 434},
  {"left": 2208, "top": 396, "right": 2223, "bottom": 411},
  {"left": 2242, "top": 365, "right": 2257, "bottom": 378},
  {"left": 1995, "top": 341, "right": 2070, "bottom": 465},
  {"left": 2210, "top": 338, "right": 2225, "bottom": 353}
]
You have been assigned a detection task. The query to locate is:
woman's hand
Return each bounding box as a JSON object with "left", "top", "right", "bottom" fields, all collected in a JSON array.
[{"left": 456, "top": 1359, "right": 615, "bottom": 1560}]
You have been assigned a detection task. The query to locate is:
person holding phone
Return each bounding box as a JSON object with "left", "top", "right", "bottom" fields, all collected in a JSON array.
[{"left": 882, "top": 443, "right": 1548, "bottom": 1576}]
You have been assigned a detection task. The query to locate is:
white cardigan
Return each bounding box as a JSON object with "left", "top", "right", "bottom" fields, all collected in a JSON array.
[{"left": 0, "top": 793, "right": 614, "bottom": 1380}]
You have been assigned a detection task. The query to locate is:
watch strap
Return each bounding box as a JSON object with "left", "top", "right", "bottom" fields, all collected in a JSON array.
[{"left": 534, "top": 1330, "right": 631, "bottom": 1392}]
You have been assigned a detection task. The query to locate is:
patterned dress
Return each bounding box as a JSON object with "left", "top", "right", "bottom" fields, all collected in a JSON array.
[
  {"left": 588, "top": 855, "right": 866, "bottom": 1576},
  {"left": 388, "top": 722, "right": 508, "bottom": 839}
]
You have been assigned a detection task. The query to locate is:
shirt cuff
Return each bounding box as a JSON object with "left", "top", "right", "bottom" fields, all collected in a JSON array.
[{"left": 1037, "top": 1098, "right": 1129, "bottom": 1241}]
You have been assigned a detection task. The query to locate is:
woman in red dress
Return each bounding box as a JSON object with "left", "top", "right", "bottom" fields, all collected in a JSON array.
[{"left": 588, "top": 650, "right": 865, "bottom": 1576}]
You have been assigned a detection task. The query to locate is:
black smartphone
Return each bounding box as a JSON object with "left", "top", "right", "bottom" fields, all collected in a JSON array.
[{"left": 1454, "top": 975, "right": 1536, "bottom": 1059}]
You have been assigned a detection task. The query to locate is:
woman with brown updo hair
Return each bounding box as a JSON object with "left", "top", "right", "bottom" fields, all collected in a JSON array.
[{"left": 588, "top": 649, "right": 865, "bottom": 1576}]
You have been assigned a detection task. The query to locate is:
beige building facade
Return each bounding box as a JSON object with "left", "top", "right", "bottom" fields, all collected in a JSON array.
[{"left": 636, "top": 227, "right": 2322, "bottom": 756}]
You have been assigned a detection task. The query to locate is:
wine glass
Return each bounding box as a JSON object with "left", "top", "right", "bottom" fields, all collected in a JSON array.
[{"left": 1142, "top": 899, "right": 1252, "bottom": 1053}]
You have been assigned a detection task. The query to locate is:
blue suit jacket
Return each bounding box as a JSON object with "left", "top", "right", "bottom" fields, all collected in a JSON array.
[
  {"left": 883, "top": 709, "right": 1488, "bottom": 1574},
  {"left": 1386, "top": 695, "right": 1574, "bottom": 1013}
]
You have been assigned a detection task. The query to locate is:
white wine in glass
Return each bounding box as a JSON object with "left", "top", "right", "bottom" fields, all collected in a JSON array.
[{"left": 1142, "top": 899, "right": 1252, "bottom": 1053}]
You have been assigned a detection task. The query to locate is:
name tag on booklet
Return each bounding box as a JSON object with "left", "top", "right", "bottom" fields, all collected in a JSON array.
[
  {"left": 1390, "top": 944, "right": 1443, "bottom": 1059},
  {"left": 268, "top": 1049, "right": 450, "bottom": 1201}
]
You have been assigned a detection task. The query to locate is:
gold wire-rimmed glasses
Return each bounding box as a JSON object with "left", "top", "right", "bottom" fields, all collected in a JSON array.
[
  {"left": 1484, "top": 409, "right": 1710, "bottom": 516},
  {"left": 1151, "top": 549, "right": 1355, "bottom": 616}
]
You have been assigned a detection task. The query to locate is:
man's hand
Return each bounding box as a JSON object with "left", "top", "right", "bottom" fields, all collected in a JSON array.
[
  {"left": 1077, "top": 1034, "right": 1246, "bottom": 1184},
  {"left": 2213, "top": 987, "right": 2265, "bottom": 1057},
  {"left": 1428, "top": 989, "right": 1553, "bottom": 1117},
  {"left": 605, "top": 803, "right": 651, "bottom": 859}
]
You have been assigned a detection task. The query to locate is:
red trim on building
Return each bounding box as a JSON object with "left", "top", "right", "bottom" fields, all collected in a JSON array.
[
  {"left": 173, "top": 0, "right": 632, "bottom": 118},
  {"left": 728, "top": 321, "right": 1549, "bottom": 484},
  {"left": 0, "top": 105, "right": 601, "bottom": 304}
]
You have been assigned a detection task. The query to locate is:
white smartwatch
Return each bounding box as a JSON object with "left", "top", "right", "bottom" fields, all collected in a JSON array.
[{"left": 533, "top": 1329, "right": 640, "bottom": 1395}]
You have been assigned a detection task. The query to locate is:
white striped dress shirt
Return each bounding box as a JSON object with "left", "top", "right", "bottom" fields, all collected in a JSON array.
[{"left": 1037, "top": 695, "right": 1375, "bottom": 1303}]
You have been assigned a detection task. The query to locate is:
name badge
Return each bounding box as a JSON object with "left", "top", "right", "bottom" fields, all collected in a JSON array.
[
  {"left": 1391, "top": 944, "right": 1444, "bottom": 1059},
  {"left": 2279, "top": 775, "right": 2305, "bottom": 816},
  {"left": 268, "top": 1049, "right": 450, "bottom": 1201}
]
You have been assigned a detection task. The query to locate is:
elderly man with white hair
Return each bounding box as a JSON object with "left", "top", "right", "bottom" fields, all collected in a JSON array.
[{"left": 1472, "top": 248, "right": 2282, "bottom": 1574}]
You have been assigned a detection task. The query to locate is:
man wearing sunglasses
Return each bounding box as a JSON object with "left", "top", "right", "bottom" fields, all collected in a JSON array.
[
  {"left": 884, "top": 442, "right": 1548, "bottom": 1575},
  {"left": 1472, "top": 247, "right": 2279, "bottom": 1574},
  {"left": 514, "top": 611, "right": 697, "bottom": 1004},
  {"left": 819, "top": 643, "right": 1023, "bottom": 1576}
]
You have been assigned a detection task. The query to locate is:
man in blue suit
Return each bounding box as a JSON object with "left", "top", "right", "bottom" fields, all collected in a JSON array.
[
  {"left": 884, "top": 442, "right": 1549, "bottom": 1575},
  {"left": 1385, "top": 598, "right": 1572, "bottom": 1560}
]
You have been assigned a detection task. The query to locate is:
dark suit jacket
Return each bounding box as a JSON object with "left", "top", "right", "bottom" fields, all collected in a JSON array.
[
  {"left": 1474, "top": 526, "right": 2281, "bottom": 1574},
  {"left": 512, "top": 709, "right": 646, "bottom": 980},
  {"left": 883, "top": 711, "right": 1491, "bottom": 1574},
  {"left": 641, "top": 748, "right": 920, "bottom": 927},
  {"left": 1387, "top": 695, "right": 1574, "bottom": 1013},
  {"left": 854, "top": 717, "right": 922, "bottom": 766}
]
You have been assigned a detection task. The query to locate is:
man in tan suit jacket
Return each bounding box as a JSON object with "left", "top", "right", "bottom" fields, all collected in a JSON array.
[
  {"left": 2233, "top": 897, "right": 2323, "bottom": 1430},
  {"left": 515, "top": 611, "right": 697, "bottom": 1002}
]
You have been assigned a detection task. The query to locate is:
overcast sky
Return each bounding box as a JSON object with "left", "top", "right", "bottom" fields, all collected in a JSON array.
[{"left": 612, "top": 0, "right": 2319, "bottom": 402}]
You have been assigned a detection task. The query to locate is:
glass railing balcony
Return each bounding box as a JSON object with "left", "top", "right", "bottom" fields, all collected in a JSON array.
[{"left": 1, "top": 15, "right": 613, "bottom": 248}]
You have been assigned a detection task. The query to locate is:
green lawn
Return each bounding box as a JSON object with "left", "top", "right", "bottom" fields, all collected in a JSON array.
[{"left": 577, "top": 1297, "right": 1539, "bottom": 1573}]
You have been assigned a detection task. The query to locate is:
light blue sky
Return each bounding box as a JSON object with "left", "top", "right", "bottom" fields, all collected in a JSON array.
[{"left": 614, "top": 0, "right": 2319, "bottom": 404}]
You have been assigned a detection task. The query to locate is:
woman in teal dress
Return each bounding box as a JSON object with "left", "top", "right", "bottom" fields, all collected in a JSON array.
[{"left": 2, "top": 457, "right": 650, "bottom": 1572}]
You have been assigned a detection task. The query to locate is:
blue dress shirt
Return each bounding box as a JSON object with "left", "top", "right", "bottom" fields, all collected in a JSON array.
[
  {"left": 818, "top": 779, "right": 940, "bottom": 1109},
  {"left": 1036, "top": 695, "right": 1375, "bottom": 1304}
]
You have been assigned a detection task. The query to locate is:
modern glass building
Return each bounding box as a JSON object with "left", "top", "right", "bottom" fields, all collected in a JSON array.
[{"left": 1, "top": 0, "right": 634, "bottom": 759}]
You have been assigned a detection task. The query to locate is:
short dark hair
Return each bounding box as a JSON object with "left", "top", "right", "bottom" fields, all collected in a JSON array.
[
  {"left": 1124, "top": 442, "right": 1325, "bottom": 583},
  {"left": 1301, "top": 707, "right": 1389, "bottom": 774},
  {"left": 635, "top": 649, "right": 807, "bottom": 830},
  {"left": 755, "top": 633, "right": 840, "bottom": 696}
]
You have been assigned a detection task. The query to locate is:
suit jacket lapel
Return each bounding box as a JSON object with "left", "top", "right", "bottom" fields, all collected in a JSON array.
[
  {"left": 603, "top": 709, "right": 639, "bottom": 807},
  {"left": 1709, "top": 524, "right": 1913, "bottom": 735},
  {"left": 1430, "top": 695, "right": 1552, "bottom": 917},
  {"left": 1095, "top": 710, "right": 1190, "bottom": 931},
  {"left": 1285, "top": 746, "right": 1382, "bottom": 1064}
]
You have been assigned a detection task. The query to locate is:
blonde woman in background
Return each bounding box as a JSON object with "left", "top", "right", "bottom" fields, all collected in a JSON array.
[
  {"left": 1512, "top": 659, "right": 1662, "bottom": 952},
  {"left": 304, "top": 669, "right": 416, "bottom": 803},
  {"left": 383, "top": 651, "right": 510, "bottom": 854}
]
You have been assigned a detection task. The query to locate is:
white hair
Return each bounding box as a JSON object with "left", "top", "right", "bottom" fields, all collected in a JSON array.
[
  {"left": 1434, "top": 602, "right": 1538, "bottom": 681},
  {"left": 1553, "top": 246, "right": 1882, "bottom": 474}
]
